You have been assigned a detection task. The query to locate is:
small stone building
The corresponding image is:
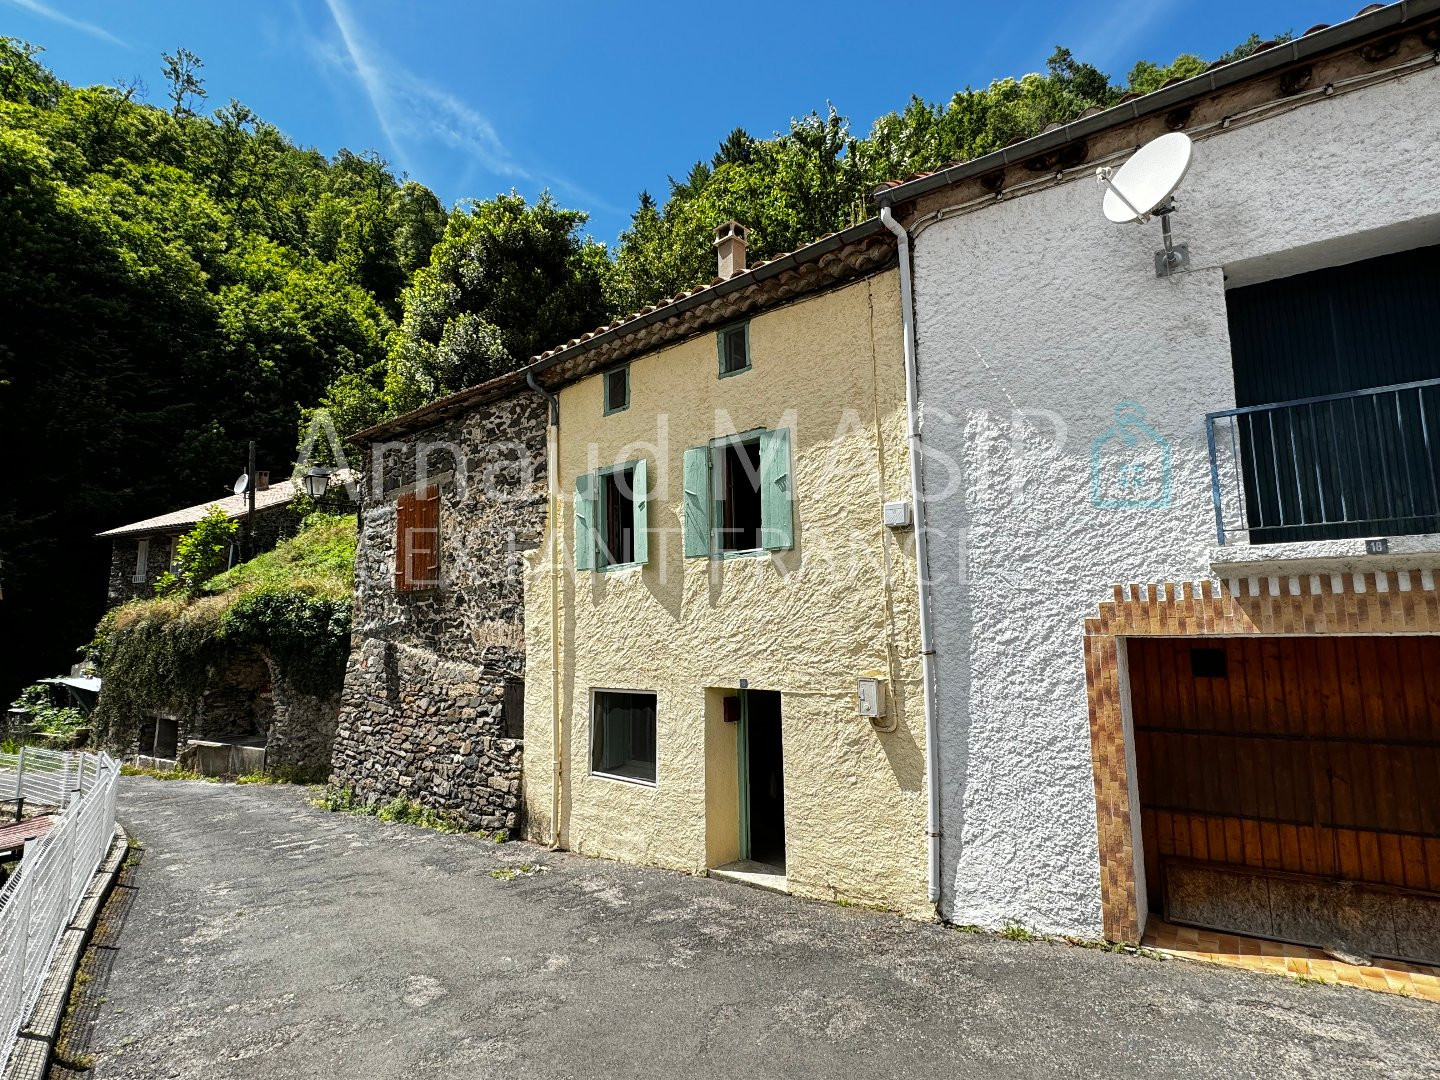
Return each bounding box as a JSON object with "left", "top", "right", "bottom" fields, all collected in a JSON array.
[
  {"left": 97, "top": 470, "right": 332, "bottom": 607},
  {"left": 98, "top": 470, "right": 356, "bottom": 777},
  {"left": 328, "top": 376, "right": 547, "bottom": 834}
]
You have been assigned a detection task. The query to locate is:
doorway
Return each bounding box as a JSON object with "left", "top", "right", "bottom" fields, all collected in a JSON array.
[{"left": 742, "top": 690, "right": 785, "bottom": 870}]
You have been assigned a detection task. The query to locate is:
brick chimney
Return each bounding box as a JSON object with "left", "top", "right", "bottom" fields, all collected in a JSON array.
[
  {"left": 714, "top": 220, "right": 749, "bottom": 279},
  {"left": 255, "top": 470, "right": 270, "bottom": 491}
]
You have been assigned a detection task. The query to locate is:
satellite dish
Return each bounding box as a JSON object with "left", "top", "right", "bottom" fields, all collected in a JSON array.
[
  {"left": 1097, "top": 132, "right": 1194, "bottom": 277},
  {"left": 232, "top": 473, "right": 249, "bottom": 496},
  {"left": 1099, "top": 132, "right": 1193, "bottom": 224}
]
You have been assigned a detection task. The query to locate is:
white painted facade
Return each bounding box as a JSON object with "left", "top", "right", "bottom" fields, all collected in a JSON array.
[{"left": 908, "top": 64, "right": 1440, "bottom": 935}]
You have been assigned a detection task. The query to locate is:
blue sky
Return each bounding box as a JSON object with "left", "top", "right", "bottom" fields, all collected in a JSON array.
[{"left": 5, "top": 0, "right": 1366, "bottom": 244}]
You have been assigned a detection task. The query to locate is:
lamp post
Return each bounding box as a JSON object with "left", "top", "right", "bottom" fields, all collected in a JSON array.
[{"left": 302, "top": 467, "right": 331, "bottom": 499}]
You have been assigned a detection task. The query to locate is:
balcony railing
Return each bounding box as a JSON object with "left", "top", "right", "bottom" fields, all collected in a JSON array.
[{"left": 1206, "top": 379, "right": 1440, "bottom": 546}]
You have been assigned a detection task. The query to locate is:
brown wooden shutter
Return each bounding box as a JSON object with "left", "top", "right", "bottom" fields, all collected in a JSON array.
[
  {"left": 393, "top": 491, "right": 416, "bottom": 592},
  {"left": 416, "top": 484, "right": 440, "bottom": 588}
]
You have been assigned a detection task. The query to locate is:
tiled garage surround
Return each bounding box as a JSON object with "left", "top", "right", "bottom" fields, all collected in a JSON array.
[
  {"left": 1085, "top": 569, "right": 1440, "bottom": 943},
  {"left": 1144, "top": 917, "right": 1440, "bottom": 1003}
]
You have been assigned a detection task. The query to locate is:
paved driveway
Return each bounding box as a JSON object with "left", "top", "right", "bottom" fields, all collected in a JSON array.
[{"left": 62, "top": 777, "right": 1440, "bottom": 1079}]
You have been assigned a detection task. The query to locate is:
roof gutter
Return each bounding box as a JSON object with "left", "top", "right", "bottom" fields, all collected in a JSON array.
[{"left": 873, "top": 0, "right": 1440, "bottom": 209}]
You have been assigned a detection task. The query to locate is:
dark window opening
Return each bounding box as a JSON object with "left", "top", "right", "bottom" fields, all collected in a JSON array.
[
  {"left": 719, "top": 324, "right": 750, "bottom": 376},
  {"left": 152, "top": 716, "right": 178, "bottom": 759},
  {"left": 600, "top": 467, "right": 636, "bottom": 566},
  {"left": 1225, "top": 245, "right": 1440, "bottom": 543},
  {"left": 1190, "top": 647, "right": 1228, "bottom": 679},
  {"left": 503, "top": 677, "right": 525, "bottom": 740},
  {"left": 592, "top": 690, "right": 657, "bottom": 784},
  {"left": 720, "top": 438, "right": 762, "bottom": 551},
  {"left": 604, "top": 366, "right": 629, "bottom": 413}
]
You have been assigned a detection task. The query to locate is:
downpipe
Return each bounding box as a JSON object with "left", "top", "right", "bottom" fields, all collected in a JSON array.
[{"left": 879, "top": 205, "right": 943, "bottom": 909}]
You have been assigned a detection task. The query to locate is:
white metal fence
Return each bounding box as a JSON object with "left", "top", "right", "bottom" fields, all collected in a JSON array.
[{"left": 0, "top": 749, "right": 119, "bottom": 1072}]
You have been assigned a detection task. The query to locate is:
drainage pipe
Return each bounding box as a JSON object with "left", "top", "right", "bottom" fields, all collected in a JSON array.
[{"left": 879, "top": 206, "right": 943, "bottom": 908}]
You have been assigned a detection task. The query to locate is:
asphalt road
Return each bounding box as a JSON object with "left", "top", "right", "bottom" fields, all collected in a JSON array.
[{"left": 57, "top": 777, "right": 1440, "bottom": 1079}]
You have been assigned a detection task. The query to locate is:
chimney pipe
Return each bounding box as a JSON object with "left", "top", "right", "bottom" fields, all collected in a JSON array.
[{"left": 714, "top": 220, "right": 749, "bottom": 280}]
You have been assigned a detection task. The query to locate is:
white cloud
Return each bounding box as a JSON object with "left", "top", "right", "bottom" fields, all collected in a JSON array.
[
  {"left": 4, "top": 0, "right": 130, "bottom": 48},
  {"left": 322, "top": 0, "right": 526, "bottom": 181},
  {"left": 1069, "top": 0, "right": 1182, "bottom": 70}
]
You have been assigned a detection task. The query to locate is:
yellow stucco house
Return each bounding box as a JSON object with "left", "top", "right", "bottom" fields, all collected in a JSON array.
[{"left": 522, "top": 220, "right": 932, "bottom": 917}]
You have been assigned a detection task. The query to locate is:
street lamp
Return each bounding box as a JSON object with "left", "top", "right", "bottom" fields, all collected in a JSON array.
[{"left": 301, "top": 466, "right": 331, "bottom": 499}]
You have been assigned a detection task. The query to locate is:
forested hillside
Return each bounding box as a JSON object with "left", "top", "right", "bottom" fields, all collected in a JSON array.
[{"left": 0, "top": 30, "right": 1279, "bottom": 701}]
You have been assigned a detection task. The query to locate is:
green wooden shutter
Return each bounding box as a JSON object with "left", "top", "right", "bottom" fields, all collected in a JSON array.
[
  {"left": 574, "top": 472, "right": 597, "bottom": 571},
  {"left": 682, "top": 446, "right": 711, "bottom": 558},
  {"left": 631, "top": 458, "right": 649, "bottom": 566},
  {"left": 759, "top": 428, "right": 794, "bottom": 551}
]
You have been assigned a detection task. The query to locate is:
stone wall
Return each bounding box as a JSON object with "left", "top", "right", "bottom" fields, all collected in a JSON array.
[
  {"left": 103, "top": 645, "right": 341, "bottom": 779},
  {"left": 329, "top": 390, "right": 546, "bottom": 834},
  {"left": 106, "top": 533, "right": 179, "bottom": 608},
  {"left": 265, "top": 677, "right": 341, "bottom": 779}
]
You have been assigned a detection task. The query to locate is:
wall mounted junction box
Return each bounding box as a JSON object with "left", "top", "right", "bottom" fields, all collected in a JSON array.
[{"left": 883, "top": 500, "right": 912, "bottom": 528}]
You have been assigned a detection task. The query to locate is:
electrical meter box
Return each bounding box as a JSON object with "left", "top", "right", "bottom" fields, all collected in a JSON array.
[{"left": 856, "top": 677, "right": 886, "bottom": 719}]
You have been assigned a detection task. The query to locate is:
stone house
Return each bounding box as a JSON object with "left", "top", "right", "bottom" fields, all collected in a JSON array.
[
  {"left": 97, "top": 470, "right": 356, "bottom": 777},
  {"left": 520, "top": 220, "right": 933, "bottom": 916},
  {"left": 876, "top": 1, "right": 1440, "bottom": 961},
  {"left": 98, "top": 470, "right": 336, "bottom": 607},
  {"left": 328, "top": 376, "right": 547, "bottom": 834}
]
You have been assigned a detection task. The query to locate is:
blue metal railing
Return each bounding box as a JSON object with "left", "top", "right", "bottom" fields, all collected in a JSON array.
[{"left": 1206, "top": 378, "right": 1440, "bottom": 546}]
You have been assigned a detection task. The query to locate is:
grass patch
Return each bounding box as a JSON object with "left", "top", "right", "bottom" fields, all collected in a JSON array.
[
  {"left": 834, "top": 896, "right": 888, "bottom": 912},
  {"left": 489, "top": 863, "right": 538, "bottom": 881},
  {"left": 205, "top": 513, "right": 356, "bottom": 599},
  {"left": 235, "top": 763, "right": 328, "bottom": 785},
  {"left": 998, "top": 920, "right": 1043, "bottom": 942},
  {"left": 313, "top": 785, "right": 469, "bottom": 834},
  {"left": 120, "top": 763, "right": 215, "bottom": 782}
]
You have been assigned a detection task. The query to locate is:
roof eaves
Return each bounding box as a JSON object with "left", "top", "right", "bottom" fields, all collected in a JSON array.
[
  {"left": 872, "top": 0, "right": 1440, "bottom": 208},
  {"left": 528, "top": 217, "right": 887, "bottom": 379}
]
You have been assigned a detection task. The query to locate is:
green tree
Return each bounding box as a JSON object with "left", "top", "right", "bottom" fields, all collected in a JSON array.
[
  {"left": 161, "top": 47, "right": 206, "bottom": 116},
  {"left": 155, "top": 507, "right": 239, "bottom": 597},
  {"left": 0, "top": 39, "right": 421, "bottom": 702},
  {"left": 387, "top": 192, "right": 611, "bottom": 400}
]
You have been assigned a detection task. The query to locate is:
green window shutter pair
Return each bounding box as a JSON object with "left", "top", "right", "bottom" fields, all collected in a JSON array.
[
  {"left": 574, "top": 460, "right": 649, "bottom": 570},
  {"left": 681, "top": 428, "right": 794, "bottom": 557}
]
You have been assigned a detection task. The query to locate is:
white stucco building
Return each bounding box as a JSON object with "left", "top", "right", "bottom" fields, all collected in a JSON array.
[{"left": 879, "top": 1, "right": 1440, "bottom": 962}]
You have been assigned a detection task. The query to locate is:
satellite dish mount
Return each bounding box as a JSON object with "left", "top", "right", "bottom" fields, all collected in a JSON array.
[{"left": 1097, "top": 131, "right": 1194, "bottom": 278}]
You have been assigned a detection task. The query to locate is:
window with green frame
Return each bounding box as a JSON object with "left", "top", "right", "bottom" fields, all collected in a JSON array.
[
  {"left": 680, "top": 428, "right": 793, "bottom": 557},
  {"left": 717, "top": 323, "right": 750, "bottom": 377},
  {"left": 574, "top": 459, "right": 649, "bottom": 570},
  {"left": 603, "top": 365, "right": 630, "bottom": 414}
]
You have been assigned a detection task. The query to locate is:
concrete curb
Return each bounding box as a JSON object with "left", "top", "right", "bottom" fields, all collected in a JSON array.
[{"left": 2, "top": 825, "right": 130, "bottom": 1080}]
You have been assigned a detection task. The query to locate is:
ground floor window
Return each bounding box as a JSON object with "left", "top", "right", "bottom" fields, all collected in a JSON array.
[{"left": 591, "top": 690, "right": 657, "bottom": 785}]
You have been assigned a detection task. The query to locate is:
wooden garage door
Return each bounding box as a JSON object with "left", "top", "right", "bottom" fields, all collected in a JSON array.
[{"left": 1131, "top": 636, "right": 1440, "bottom": 902}]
